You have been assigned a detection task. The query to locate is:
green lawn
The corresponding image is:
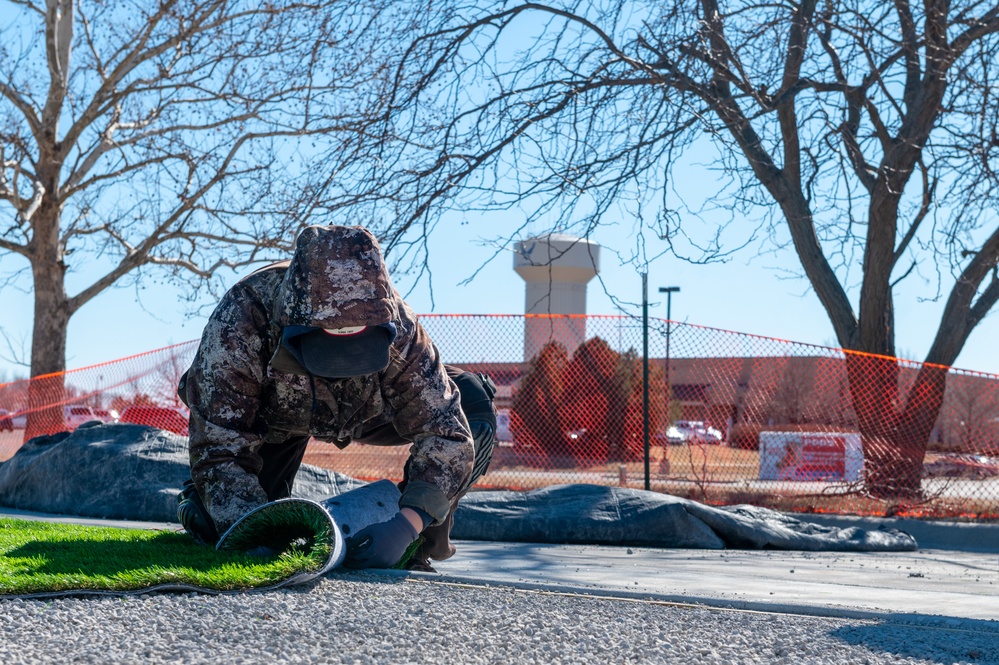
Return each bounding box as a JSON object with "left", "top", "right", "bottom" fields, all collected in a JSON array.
[{"left": 0, "top": 517, "right": 329, "bottom": 595}]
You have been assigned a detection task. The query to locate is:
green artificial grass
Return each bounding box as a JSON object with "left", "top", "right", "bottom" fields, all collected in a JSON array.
[
  {"left": 216, "top": 498, "right": 420, "bottom": 570},
  {"left": 216, "top": 498, "right": 334, "bottom": 556},
  {"left": 392, "top": 536, "right": 425, "bottom": 570},
  {"left": 0, "top": 517, "right": 330, "bottom": 596}
]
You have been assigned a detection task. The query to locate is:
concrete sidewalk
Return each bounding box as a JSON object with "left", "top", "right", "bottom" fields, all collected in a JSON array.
[
  {"left": 2, "top": 506, "right": 997, "bottom": 625},
  {"left": 432, "top": 515, "right": 999, "bottom": 624},
  {"left": 431, "top": 541, "right": 999, "bottom": 623}
]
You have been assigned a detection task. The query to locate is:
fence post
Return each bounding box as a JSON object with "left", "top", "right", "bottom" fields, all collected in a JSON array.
[{"left": 643, "top": 273, "right": 650, "bottom": 491}]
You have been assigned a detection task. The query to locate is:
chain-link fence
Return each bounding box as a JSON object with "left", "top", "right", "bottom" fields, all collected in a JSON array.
[
  {"left": 0, "top": 342, "right": 196, "bottom": 456},
  {"left": 1, "top": 315, "right": 997, "bottom": 519}
]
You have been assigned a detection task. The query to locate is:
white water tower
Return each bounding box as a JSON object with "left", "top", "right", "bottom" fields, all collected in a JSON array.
[{"left": 514, "top": 233, "right": 600, "bottom": 362}]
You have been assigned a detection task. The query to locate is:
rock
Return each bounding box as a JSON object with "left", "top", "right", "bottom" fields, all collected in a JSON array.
[{"left": 0, "top": 422, "right": 363, "bottom": 522}]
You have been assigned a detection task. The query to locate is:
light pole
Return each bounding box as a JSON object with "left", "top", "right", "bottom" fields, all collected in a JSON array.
[{"left": 659, "top": 287, "right": 680, "bottom": 435}]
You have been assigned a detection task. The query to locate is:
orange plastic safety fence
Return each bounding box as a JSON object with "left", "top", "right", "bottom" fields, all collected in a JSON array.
[
  {"left": 1, "top": 315, "right": 996, "bottom": 520},
  {"left": 0, "top": 342, "right": 197, "bottom": 457}
]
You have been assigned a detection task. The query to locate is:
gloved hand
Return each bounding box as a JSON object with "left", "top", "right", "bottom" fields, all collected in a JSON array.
[
  {"left": 343, "top": 512, "right": 419, "bottom": 569},
  {"left": 177, "top": 480, "right": 219, "bottom": 546}
]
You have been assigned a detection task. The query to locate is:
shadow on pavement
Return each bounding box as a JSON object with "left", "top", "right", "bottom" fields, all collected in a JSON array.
[{"left": 830, "top": 615, "right": 999, "bottom": 665}]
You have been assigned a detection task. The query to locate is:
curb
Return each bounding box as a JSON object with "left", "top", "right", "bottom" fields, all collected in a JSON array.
[
  {"left": 794, "top": 513, "right": 999, "bottom": 553},
  {"left": 386, "top": 571, "right": 999, "bottom": 632}
]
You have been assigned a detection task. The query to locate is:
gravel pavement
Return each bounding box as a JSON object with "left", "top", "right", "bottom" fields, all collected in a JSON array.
[
  {"left": 1, "top": 572, "right": 998, "bottom": 664},
  {"left": 2, "top": 510, "right": 997, "bottom": 663}
]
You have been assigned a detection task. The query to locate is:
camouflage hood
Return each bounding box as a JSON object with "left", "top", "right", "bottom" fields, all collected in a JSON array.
[{"left": 274, "top": 225, "right": 399, "bottom": 329}]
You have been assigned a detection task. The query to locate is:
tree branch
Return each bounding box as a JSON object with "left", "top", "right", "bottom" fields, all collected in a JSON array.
[
  {"left": 66, "top": 124, "right": 308, "bottom": 312},
  {"left": 41, "top": 0, "right": 74, "bottom": 129},
  {"left": 0, "top": 82, "right": 42, "bottom": 138},
  {"left": 7, "top": 0, "right": 45, "bottom": 16},
  {"left": 892, "top": 0, "right": 922, "bottom": 108},
  {"left": 0, "top": 235, "right": 30, "bottom": 256},
  {"left": 693, "top": 0, "right": 858, "bottom": 346},
  {"left": 946, "top": 5, "right": 999, "bottom": 68},
  {"left": 777, "top": 0, "right": 818, "bottom": 192},
  {"left": 893, "top": 159, "right": 935, "bottom": 264},
  {"left": 925, "top": 224, "right": 999, "bottom": 365}
]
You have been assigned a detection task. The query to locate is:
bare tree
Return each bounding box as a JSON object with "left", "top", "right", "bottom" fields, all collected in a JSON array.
[
  {"left": 763, "top": 357, "right": 854, "bottom": 427},
  {"left": 0, "top": 0, "right": 403, "bottom": 435},
  {"left": 942, "top": 373, "right": 999, "bottom": 453},
  {"left": 766, "top": 361, "right": 812, "bottom": 426},
  {"left": 367, "top": 0, "right": 999, "bottom": 497}
]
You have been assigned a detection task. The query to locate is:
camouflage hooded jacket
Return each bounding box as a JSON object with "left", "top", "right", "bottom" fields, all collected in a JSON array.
[{"left": 185, "top": 226, "right": 473, "bottom": 533}]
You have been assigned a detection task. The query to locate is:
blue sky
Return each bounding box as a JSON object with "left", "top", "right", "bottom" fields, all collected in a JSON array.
[
  {"left": 2, "top": 3, "right": 998, "bottom": 382},
  {"left": 2, "top": 208, "right": 998, "bottom": 381},
  {"left": 1, "top": 126, "right": 996, "bottom": 379}
]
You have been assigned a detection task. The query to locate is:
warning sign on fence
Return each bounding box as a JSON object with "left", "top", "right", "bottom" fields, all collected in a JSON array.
[{"left": 759, "top": 432, "right": 864, "bottom": 482}]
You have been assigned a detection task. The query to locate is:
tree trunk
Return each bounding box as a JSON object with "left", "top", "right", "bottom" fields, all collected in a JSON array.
[
  {"left": 844, "top": 352, "right": 945, "bottom": 499},
  {"left": 25, "top": 199, "right": 71, "bottom": 441}
]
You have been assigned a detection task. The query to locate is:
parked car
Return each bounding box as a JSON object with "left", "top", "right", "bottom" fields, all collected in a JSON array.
[
  {"left": 659, "top": 425, "right": 687, "bottom": 445},
  {"left": 10, "top": 410, "right": 27, "bottom": 429},
  {"left": 654, "top": 425, "right": 692, "bottom": 446},
  {"left": 2, "top": 406, "right": 106, "bottom": 431},
  {"left": 93, "top": 408, "right": 120, "bottom": 423},
  {"left": 923, "top": 454, "right": 999, "bottom": 479},
  {"left": 64, "top": 405, "right": 99, "bottom": 429},
  {"left": 120, "top": 406, "right": 189, "bottom": 436},
  {"left": 672, "top": 420, "right": 725, "bottom": 445}
]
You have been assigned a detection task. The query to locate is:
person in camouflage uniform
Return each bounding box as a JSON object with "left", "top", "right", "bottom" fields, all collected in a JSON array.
[{"left": 177, "top": 225, "right": 496, "bottom": 569}]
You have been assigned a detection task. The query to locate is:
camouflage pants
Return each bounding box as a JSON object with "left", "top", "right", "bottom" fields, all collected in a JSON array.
[{"left": 255, "top": 366, "right": 497, "bottom": 561}]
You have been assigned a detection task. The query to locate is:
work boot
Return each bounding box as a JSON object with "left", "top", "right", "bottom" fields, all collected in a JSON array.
[
  {"left": 405, "top": 557, "right": 438, "bottom": 573},
  {"left": 414, "top": 506, "right": 458, "bottom": 562},
  {"left": 177, "top": 479, "right": 219, "bottom": 546}
]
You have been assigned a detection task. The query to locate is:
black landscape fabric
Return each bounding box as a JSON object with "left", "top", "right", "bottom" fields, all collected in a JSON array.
[
  {"left": 0, "top": 423, "right": 916, "bottom": 551},
  {"left": 453, "top": 485, "right": 917, "bottom": 551},
  {"left": 0, "top": 422, "right": 364, "bottom": 522}
]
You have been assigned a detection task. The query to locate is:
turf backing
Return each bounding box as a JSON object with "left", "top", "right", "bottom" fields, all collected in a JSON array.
[{"left": 0, "top": 517, "right": 328, "bottom": 596}]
